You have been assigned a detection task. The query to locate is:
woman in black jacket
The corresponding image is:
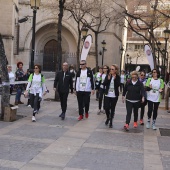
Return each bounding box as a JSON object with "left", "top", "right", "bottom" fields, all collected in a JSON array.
[
  {"left": 122, "top": 71, "right": 145, "bottom": 131},
  {"left": 103, "top": 64, "right": 120, "bottom": 128}
]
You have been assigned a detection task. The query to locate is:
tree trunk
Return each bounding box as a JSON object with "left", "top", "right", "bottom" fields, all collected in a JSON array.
[
  {"left": 95, "top": 32, "right": 99, "bottom": 73},
  {"left": 55, "top": 0, "right": 65, "bottom": 101},
  {"left": 0, "top": 35, "right": 10, "bottom": 119},
  {"left": 165, "top": 87, "right": 170, "bottom": 110}
]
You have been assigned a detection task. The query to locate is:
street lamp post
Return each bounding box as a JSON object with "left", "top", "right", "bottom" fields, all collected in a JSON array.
[
  {"left": 101, "top": 40, "right": 106, "bottom": 66},
  {"left": 120, "top": 46, "right": 124, "bottom": 72},
  {"left": 30, "top": 0, "right": 40, "bottom": 69},
  {"left": 81, "top": 25, "right": 88, "bottom": 41}
]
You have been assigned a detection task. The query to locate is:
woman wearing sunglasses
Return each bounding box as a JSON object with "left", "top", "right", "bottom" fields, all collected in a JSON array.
[
  {"left": 139, "top": 71, "right": 147, "bottom": 125},
  {"left": 122, "top": 71, "right": 145, "bottom": 131},
  {"left": 103, "top": 64, "right": 120, "bottom": 128},
  {"left": 25, "top": 64, "right": 47, "bottom": 122},
  {"left": 97, "top": 65, "right": 109, "bottom": 114},
  {"left": 145, "top": 69, "right": 164, "bottom": 130}
]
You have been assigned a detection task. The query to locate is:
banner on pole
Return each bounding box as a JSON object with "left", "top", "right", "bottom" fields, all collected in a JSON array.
[
  {"left": 80, "top": 35, "right": 92, "bottom": 61},
  {"left": 144, "top": 44, "right": 154, "bottom": 70}
]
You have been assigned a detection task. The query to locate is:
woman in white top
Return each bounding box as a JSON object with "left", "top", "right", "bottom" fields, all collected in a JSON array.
[
  {"left": 145, "top": 69, "right": 164, "bottom": 130},
  {"left": 25, "top": 64, "right": 47, "bottom": 122},
  {"left": 7, "top": 65, "right": 15, "bottom": 94},
  {"left": 97, "top": 65, "right": 109, "bottom": 114}
]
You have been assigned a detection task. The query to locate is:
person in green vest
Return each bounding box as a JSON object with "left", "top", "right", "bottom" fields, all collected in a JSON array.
[{"left": 145, "top": 69, "right": 164, "bottom": 130}]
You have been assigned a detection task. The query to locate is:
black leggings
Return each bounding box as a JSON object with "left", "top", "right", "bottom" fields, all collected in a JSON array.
[
  {"left": 140, "top": 99, "right": 147, "bottom": 120},
  {"left": 125, "top": 101, "right": 140, "bottom": 125},
  {"left": 30, "top": 93, "right": 41, "bottom": 116},
  {"left": 104, "top": 96, "right": 118, "bottom": 124},
  {"left": 147, "top": 100, "right": 160, "bottom": 120},
  {"left": 98, "top": 88, "right": 105, "bottom": 110}
]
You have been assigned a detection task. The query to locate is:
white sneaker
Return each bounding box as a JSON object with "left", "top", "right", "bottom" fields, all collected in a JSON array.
[
  {"left": 97, "top": 110, "right": 101, "bottom": 115},
  {"left": 32, "top": 116, "right": 36, "bottom": 122},
  {"left": 101, "top": 110, "right": 105, "bottom": 114},
  {"left": 152, "top": 124, "right": 157, "bottom": 130},
  {"left": 146, "top": 122, "right": 150, "bottom": 129},
  {"left": 27, "top": 105, "right": 31, "bottom": 107}
]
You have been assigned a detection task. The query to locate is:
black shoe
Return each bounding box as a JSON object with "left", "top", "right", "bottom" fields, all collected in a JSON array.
[
  {"left": 105, "top": 119, "right": 109, "bottom": 125},
  {"left": 61, "top": 113, "right": 65, "bottom": 120},
  {"left": 59, "top": 113, "right": 63, "bottom": 117},
  {"left": 109, "top": 123, "right": 113, "bottom": 128}
]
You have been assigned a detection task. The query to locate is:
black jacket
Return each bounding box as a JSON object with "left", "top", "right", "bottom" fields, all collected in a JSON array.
[
  {"left": 103, "top": 74, "right": 120, "bottom": 96},
  {"left": 54, "top": 70, "right": 73, "bottom": 93},
  {"left": 123, "top": 79, "right": 144, "bottom": 100}
]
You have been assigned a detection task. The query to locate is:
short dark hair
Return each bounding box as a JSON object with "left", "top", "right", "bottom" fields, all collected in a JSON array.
[
  {"left": 152, "top": 69, "right": 160, "bottom": 78},
  {"left": 17, "top": 62, "right": 23, "bottom": 68}
]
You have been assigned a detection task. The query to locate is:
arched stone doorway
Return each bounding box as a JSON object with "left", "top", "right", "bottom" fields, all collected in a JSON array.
[{"left": 43, "top": 39, "right": 57, "bottom": 71}]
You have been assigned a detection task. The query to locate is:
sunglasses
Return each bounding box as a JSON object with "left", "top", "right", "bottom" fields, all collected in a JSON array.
[
  {"left": 80, "top": 63, "right": 85, "bottom": 65},
  {"left": 141, "top": 74, "right": 145, "bottom": 76},
  {"left": 34, "top": 67, "right": 39, "bottom": 69},
  {"left": 153, "top": 72, "right": 157, "bottom": 73}
]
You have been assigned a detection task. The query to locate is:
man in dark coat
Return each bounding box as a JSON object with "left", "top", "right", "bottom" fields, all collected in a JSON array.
[{"left": 54, "top": 62, "right": 73, "bottom": 120}]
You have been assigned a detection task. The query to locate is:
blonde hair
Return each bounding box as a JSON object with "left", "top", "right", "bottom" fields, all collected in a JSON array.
[
  {"left": 130, "top": 71, "right": 139, "bottom": 77},
  {"left": 7, "top": 65, "right": 12, "bottom": 68}
]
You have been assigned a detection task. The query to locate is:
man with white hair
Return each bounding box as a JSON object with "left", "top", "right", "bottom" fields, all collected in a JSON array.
[{"left": 54, "top": 62, "right": 73, "bottom": 120}]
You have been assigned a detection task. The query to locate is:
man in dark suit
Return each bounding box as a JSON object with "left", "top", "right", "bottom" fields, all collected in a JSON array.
[{"left": 54, "top": 62, "right": 73, "bottom": 120}]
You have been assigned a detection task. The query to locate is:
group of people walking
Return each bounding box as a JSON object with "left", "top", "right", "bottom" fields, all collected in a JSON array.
[{"left": 10, "top": 60, "right": 164, "bottom": 131}]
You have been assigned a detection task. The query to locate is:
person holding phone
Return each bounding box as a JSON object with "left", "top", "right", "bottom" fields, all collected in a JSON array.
[{"left": 103, "top": 64, "right": 120, "bottom": 128}]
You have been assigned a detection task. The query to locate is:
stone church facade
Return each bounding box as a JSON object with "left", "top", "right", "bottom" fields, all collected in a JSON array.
[{"left": 0, "top": 0, "right": 126, "bottom": 71}]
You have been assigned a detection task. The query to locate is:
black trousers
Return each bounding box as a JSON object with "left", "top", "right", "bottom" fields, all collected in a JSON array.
[
  {"left": 99, "top": 88, "right": 105, "bottom": 110},
  {"left": 120, "top": 83, "right": 124, "bottom": 93},
  {"left": 125, "top": 101, "right": 140, "bottom": 125},
  {"left": 77, "top": 91, "right": 91, "bottom": 115},
  {"left": 140, "top": 99, "right": 147, "bottom": 120},
  {"left": 58, "top": 92, "right": 69, "bottom": 113},
  {"left": 104, "top": 96, "right": 118, "bottom": 124},
  {"left": 147, "top": 100, "right": 160, "bottom": 120},
  {"left": 30, "top": 93, "right": 41, "bottom": 116}
]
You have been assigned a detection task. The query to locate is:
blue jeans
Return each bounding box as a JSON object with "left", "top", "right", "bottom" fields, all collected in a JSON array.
[{"left": 15, "top": 88, "right": 22, "bottom": 102}]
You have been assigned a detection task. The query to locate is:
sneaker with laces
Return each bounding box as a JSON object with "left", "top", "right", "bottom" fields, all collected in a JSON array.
[
  {"left": 146, "top": 121, "right": 150, "bottom": 129},
  {"left": 140, "top": 119, "right": 144, "bottom": 125},
  {"left": 27, "top": 105, "right": 31, "bottom": 107},
  {"left": 18, "top": 101, "right": 24, "bottom": 104},
  {"left": 78, "top": 115, "right": 83, "bottom": 121},
  {"left": 32, "top": 116, "right": 36, "bottom": 122},
  {"left": 85, "top": 113, "right": 89, "bottom": 118},
  {"left": 124, "top": 124, "right": 129, "bottom": 131},
  {"left": 133, "top": 122, "right": 138, "bottom": 128},
  {"left": 152, "top": 124, "right": 157, "bottom": 130}
]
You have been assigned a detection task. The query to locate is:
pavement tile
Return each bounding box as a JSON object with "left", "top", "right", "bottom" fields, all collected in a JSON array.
[
  {"left": 67, "top": 147, "right": 143, "bottom": 170},
  {"left": 6, "top": 124, "right": 68, "bottom": 140},
  {"left": 20, "top": 163, "right": 62, "bottom": 170},
  {"left": 144, "top": 164, "right": 163, "bottom": 170},
  {"left": 0, "top": 138, "right": 48, "bottom": 162},
  {"left": 86, "top": 131, "right": 144, "bottom": 150},
  {"left": 161, "top": 155, "right": 170, "bottom": 170},
  {"left": 0, "top": 167, "right": 18, "bottom": 170},
  {"left": 30, "top": 152, "right": 72, "bottom": 167},
  {"left": 63, "top": 131, "right": 91, "bottom": 139},
  {"left": 157, "top": 136, "right": 170, "bottom": 151}
]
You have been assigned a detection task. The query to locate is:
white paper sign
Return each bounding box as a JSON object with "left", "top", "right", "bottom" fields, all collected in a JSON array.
[
  {"left": 80, "top": 35, "right": 92, "bottom": 61},
  {"left": 144, "top": 44, "right": 154, "bottom": 70}
]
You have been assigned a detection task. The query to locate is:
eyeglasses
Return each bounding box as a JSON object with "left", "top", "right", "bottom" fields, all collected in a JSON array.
[
  {"left": 80, "top": 63, "right": 85, "bottom": 65},
  {"left": 34, "top": 67, "right": 39, "bottom": 69}
]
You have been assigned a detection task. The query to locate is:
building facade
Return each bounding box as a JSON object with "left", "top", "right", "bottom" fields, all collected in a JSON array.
[{"left": 0, "top": 0, "right": 126, "bottom": 72}]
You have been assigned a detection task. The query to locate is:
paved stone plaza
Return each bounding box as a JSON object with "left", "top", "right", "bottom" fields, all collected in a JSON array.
[{"left": 0, "top": 79, "right": 170, "bottom": 170}]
